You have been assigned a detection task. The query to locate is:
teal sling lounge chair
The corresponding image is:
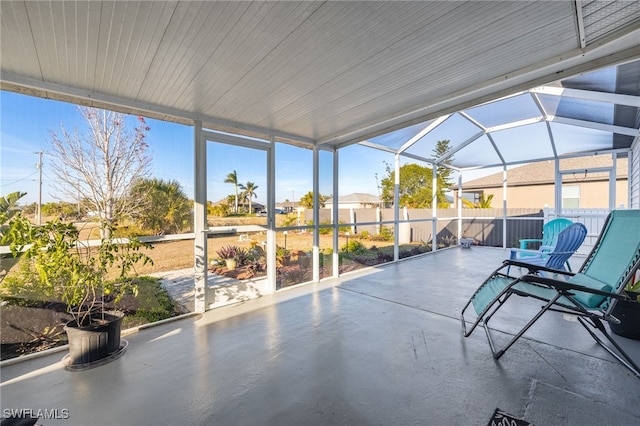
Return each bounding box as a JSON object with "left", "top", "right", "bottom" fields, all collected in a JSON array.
[
  {"left": 519, "top": 217, "right": 573, "bottom": 250},
  {"left": 506, "top": 223, "right": 587, "bottom": 275},
  {"left": 461, "top": 210, "right": 640, "bottom": 377}
]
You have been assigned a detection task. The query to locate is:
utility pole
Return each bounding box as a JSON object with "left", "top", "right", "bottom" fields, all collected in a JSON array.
[{"left": 35, "top": 151, "right": 43, "bottom": 225}]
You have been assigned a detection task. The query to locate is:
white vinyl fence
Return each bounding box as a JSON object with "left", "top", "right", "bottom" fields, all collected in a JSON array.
[{"left": 545, "top": 208, "right": 612, "bottom": 256}]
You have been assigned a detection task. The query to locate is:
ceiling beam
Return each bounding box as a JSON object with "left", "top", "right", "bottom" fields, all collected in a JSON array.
[
  {"left": 549, "top": 116, "right": 640, "bottom": 136},
  {"left": 530, "top": 86, "right": 640, "bottom": 107},
  {"left": 485, "top": 117, "right": 545, "bottom": 133},
  {"left": 458, "top": 146, "right": 631, "bottom": 175},
  {"left": 575, "top": 0, "right": 587, "bottom": 49},
  {"left": 357, "top": 141, "right": 399, "bottom": 155},
  {"left": 398, "top": 115, "right": 450, "bottom": 154}
]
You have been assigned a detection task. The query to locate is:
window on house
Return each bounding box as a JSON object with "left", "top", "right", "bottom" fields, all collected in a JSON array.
[{"left": 562, "top": 185, "right": 580, "bottom": 208}]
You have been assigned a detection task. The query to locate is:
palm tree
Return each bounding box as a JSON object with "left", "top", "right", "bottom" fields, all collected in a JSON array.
[
  {"left": 462, "top": 193, "right": 494, "bottom": 208},
  {"left": 0, "top": 191, "right": 27, "bottom": 235},
  {"left": 130, "top": 178, "right": 191, "bottom": 235},
  {"left": 1, "top": 191, "right": 27, "bottom": 279},
  {"left": 224, "top": 170, "right": 239, "bottom": 214},
  {"left": 239, "top": 181, "right": 259, "bottom": 214}
]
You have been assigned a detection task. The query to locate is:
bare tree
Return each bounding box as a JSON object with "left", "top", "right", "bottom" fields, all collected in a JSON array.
[{"left": 49, "top": 107, "right": 151, "bottom": 237}]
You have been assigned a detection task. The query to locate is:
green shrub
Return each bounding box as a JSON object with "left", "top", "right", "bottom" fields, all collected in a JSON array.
[
  {"left": 126, "top": 277, "right": 177, "bottom": 323},
  {"left": 307, "top": 220, "right": 333, "bottom": 235},
  {"left": 378, "top": 226, "right": 394, "bottom": 241},
  {"left": 340, "top": 239, "right": 366, "bottom": 254},
  {"left": 208, "top": 203, "right": 230, "bottom": 217}
]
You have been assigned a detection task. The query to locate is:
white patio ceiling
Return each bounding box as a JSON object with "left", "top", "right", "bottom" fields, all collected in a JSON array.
[{"left": 1, "top": 1, "right": 640, "bottom": 168}]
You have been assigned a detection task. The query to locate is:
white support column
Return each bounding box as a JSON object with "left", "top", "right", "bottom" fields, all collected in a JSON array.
[
  {"left": 393, "top": 154, "right": 400, "bottom": 260},
  {"left": 502, "top": 166, "right": 507, "bottom": 248},
  {"left": 432, "top": 166, "right": 437, "bottom": 252},
  {"left": 349, "top": 208, "right": 355, "bottom": 234},
  {"left": 554, "top": 158, "right": 562, "bottom": 215},
  {"left": 610, "top": 152, "right": 617, "bottom": 210},
  {"left": 457, "top": 172, "right": 462, "bottom": 241},
  {"left": 628, "top": 149, "right": 633, "bottom": 208},
  {"left": 312, "top": 145, "right": 320, "bottom": 282},
  {"left": 193, "top": 121, "right": 209, "bottom": 313},
  {"left": 333, "top": 148, "right": 340, "bottom": 277},
  {"left": 266, "top": 136, "right": 277, "bottom": 293}
]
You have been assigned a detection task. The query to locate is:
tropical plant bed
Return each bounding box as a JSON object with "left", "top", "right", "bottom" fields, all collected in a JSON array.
[
  {"left": 0, "top": 277, "right": 181, "bottom": 361},
  {"left": 207, "top": 258, "right": 363, "bottom": 290},
  {"left": 208, "top": 243, "right": 430, "bottom": 286},
  {"left": 208, "top": 265, "right": 266, "bottom": 281}
]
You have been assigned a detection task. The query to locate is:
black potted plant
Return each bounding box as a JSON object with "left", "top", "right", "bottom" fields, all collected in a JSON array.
[
  {"left": 4, "top": 216, "right": 152, "bottom": 369},
  {"left": 609, "top": 272, "right": 640, "bottom": 340}
]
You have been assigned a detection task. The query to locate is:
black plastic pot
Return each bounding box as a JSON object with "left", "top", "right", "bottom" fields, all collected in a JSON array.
[
  {"left": 64, "top": 311, "right": 124, "bottom": 366},
  {"left": 609, "top": 292, "right": 640, "bottom": 340}
]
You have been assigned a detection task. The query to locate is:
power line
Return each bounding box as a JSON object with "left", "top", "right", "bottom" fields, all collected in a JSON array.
[{"left": 0, "top": 171, "right": 38, "bottom": 186}]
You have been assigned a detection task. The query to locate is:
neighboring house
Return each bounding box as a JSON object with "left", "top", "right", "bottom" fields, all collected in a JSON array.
[
  {"left": 242, "top": 201, "right": 264, "bottom": 214},
  {"left": 276, "top": 201, "right": 298, "bottom": 213},
  {"left": 324, "top": 193, "right": 382, "bottom": 209},
  {"left": 461, "top": 156, "right": 628, "bottom": 209},
  {"left": 210, "top": 198, "right": 264, "bottom": 214}
]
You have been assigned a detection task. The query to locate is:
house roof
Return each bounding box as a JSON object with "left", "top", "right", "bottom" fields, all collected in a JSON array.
[
  {"left": 326, "top": 193, "right": 381, "bottom": 204},
  {"left": 1, "top": 1, "right": 639, "bottom": 166},
  {"left": 463, "top": 156, "right": 629, "bottom": 189},
  {"left": 276, "top": 201, "right": 298, "bottom": 209}
]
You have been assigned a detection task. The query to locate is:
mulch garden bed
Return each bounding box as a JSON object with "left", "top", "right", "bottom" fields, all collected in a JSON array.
[
  {"left": 1, "top": 290, "right": 179, "bottom": 361},
  {"left": 1, "top": 300, "right": 71, "bottom": 361}
]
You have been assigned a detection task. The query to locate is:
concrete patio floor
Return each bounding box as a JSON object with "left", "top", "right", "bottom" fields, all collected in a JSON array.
[{"left": 1, "top": 247, "right": 639, "bottom": 426}]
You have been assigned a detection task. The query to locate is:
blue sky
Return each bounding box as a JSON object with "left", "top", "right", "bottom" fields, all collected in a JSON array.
[{"left": 1, "top": 91, "right": 395, "bottom": 206}]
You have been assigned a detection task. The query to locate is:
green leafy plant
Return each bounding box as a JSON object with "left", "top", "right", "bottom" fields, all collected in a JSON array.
[
  {"left": 340, "top": 239, "right": 366, "bottom": 254},
  {"left": 216, "top": 245, "right": 247, "bottom": 262},
  {"left": 4, "top": 215, "right": 153, "bottom": 326},
  {"left": 276, "top": 246, "right": 291, "bottom": 266},
  {"left": 128, "top": 276, "right": 178, "bottom": 323},
  {"left": 381, "top": 226, "right": 394, "bottom": 241},
  {"left": 281, "top": 265, "right": 310, "bottom": 286},
  {"left": 25, "top": 325, "right": 66, "bottom": 353},
  {"left": 462, "top": 193, "right": 494, "bottom": 208},
  {"left": 0, "top": 191, "right": 27, "bottom": 237},
  {"left": 281, "top": 215, "right": 297, "bottom": 227},
  {"left": 625, "top": 273, "right": 640, "bottom": 301},
  {"left": 0, "top": 191, "right": 27, "bottom": 281}
]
